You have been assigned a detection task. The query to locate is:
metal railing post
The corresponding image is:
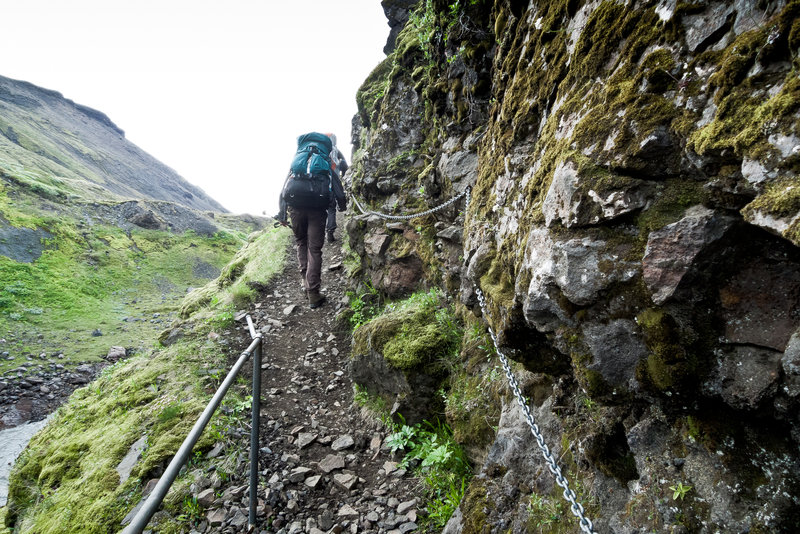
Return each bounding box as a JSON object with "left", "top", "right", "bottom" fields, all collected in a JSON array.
[{"left": 249, "top": 337, "right": 261, "bottom": 529}]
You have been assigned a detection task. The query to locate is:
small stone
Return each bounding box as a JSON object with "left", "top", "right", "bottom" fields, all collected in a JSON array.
[
  {"left": 318, "top": 509, "right": 335, "bottom": 530},
  {"left": 333, "top": 473, "right": 357, "bottom": 490},
  {"left": 207, "top": 508, "right": 226, "bottom": 526},
  {"left": 296, "top": 432, "right": 317, "bottom": 449},
  {"left": 229, "top": 508, "right": 248, "bottom": 529},
  {"left": 197, "top": 488, "right": 216, "bottom": 507},
  {"left": 331, "top": 434, "right": 354, "bottom": 451},
  {"left": 388, "top": 497, "right": 400, "bottom": 508},
  {"left": 206, "top": 442, "right": 225, "bottom": 459},
  {"left": 383, "top": 461, "right": 398, "bottom": 474},
  {"left": 305, "top": 475, "right": 322, "bottom": 488},
  {"left": 319, "top": 454, "right": 346, "bottom": 473},
  {"left": 397, "top": 499, "right": 417, "bottom": 515},
  {"left": 337, "top": 503, "right": 359, "bottom": 519},
  {"left": 399, "top": 522, "right": 418, "bottom": 533},
  {"left": 284, "top": 304, "right": 298, "bottom": 316},
  {"left": 288, "top": 466, "right": 313, "bottom": 483},
  {"left": 366, "top": 511, "right": 379, "bottom": 523},
  {"left": 107, "top": 346, "right": 127, "bottom": 361}
]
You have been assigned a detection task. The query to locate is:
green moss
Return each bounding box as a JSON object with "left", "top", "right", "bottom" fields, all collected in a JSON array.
[
  {"left": 352, "top": 289, "right": 462, "bottom": 374},
  {"left": 637, "top": 178, "right": 707, "bottom": 232},
  {"left": 636, "top": 308, "right": 691, "bottom": 392},
  {"left": 460, "top": 478, "right": 489, "bottom": 532},
  {"left": 688, "top": 3, "right": 800, "bottom": 160},
  {"left": 478, "top": 252, "right": 516, "bottom": 315},
  {"left": 355, "top": 57, "right": 394, "bottom": 128},
  {"left": 445, "top": 367, "right": 501, "bottom": 456},
  {"left": 742, "top": 176, "right": 800, "bottom": 219},
  {"left": 179, "top": 226, "right": 290, "bottom": 320},
  {"left": 0, "top": 185, "right": 259, "bottom": 376},
  {"left": 5, "top": 223, "right": 287, "bottom": 532}
]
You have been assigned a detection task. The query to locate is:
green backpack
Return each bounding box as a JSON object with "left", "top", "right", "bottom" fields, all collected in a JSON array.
[{"left": 284, "top": 132, "right": 333, "bottom": 209}]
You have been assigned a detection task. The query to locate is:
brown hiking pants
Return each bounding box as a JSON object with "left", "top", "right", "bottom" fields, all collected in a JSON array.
[{"left": 289, "top": 207, "right": 327, "bottom": 293}]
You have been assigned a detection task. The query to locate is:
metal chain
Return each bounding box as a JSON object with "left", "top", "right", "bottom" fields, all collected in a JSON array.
[
  {"left": 475, "top": 287, "right": 597, "bottom": 534},
  {"left": 349, "top": 186, "right": 470, "bottom": 221}
]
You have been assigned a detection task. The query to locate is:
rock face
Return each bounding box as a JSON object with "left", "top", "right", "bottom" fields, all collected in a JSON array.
[{"left": 347, "top": 0, "right": 800, "bottom": 532}]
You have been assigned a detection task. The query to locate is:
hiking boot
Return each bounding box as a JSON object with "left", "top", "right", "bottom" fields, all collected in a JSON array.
[
  {"left": 326, "top": 230, "right": 336, "bottom": 242},
  {"left": 308, "top": 290, "right": 327, "bottom": 309}
]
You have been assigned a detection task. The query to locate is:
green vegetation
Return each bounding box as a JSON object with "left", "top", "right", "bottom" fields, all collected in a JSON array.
[
  {"left": 387, "top": 419, "right": 471, "bottom": 528},
  {"left": 443, "top": 321, "right": 502, "bottom": 454},
  {"left": 669, "top": 482, "right": 693, "bottom": 501},
  {"left": 4, "top": 217, "right": 290, "bottom": 532},
  {"left": 352, "top": 288, "right": 462, "bottom": 373},
  {"left": 527, "top": 493, "right": 566, "bottom": 532},
  {"left": 0, "top": 169, "right": 266, "bottom": 375},
  {"left": 346, "top": 281, "right": 381, "bottom": 329},
  {"left": 179, "top": 226, "right": 291, "bottom": 320}
]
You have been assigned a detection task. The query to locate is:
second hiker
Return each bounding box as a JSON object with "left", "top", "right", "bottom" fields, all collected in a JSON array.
[
  {"left": 325, "top": 133, "right": 348, "bottom": 242},
  {"left": 277, "top": 132, "right": 347, "bottom": 309}
]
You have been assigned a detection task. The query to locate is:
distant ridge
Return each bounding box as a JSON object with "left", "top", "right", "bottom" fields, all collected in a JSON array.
[{"left": 0, "top": 74, "right": 226, "bottom": 212}]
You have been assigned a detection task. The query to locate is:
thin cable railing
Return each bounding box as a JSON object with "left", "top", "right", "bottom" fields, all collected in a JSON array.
[{"left": 119, "top": 316, "right": 262, "bottom": 534}]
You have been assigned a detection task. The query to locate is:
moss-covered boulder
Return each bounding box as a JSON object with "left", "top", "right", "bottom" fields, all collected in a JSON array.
[{"left": 349, "top": 290, "right": 460, "bottom": 424}]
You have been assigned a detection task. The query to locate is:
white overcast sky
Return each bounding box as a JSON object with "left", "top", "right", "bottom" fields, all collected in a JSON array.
[{"left": 2, "top": 0, "right": 390, "bottom": 215}]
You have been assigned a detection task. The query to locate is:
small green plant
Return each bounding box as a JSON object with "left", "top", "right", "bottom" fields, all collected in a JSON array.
[
  {"left": 527, "top": 493, "right": 565, "bottom": 529},
  {"left": 386, "top": 418, "right": 472, "bottom": 528},
  {"left": 669, "top": 482, "right": 692, "bottom": 501},
  {"left": 176, "top": 495, "right": 203, "bottom": 523},
  {"left": 348, "top": 282, "right": 380, "bottom": 329}
]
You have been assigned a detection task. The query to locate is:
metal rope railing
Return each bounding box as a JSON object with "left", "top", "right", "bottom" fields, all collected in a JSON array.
[
  {"left": 119, "top": 316, "right": 262, "bottom": 534},
  {"left": 349, "top": 186, "right": 470, "bottom": 220},
  {"left": 350, "top": 184, "right": 597, "bottom": 532}
]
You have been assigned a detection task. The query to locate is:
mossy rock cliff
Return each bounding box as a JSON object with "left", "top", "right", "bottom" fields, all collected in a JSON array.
[{"left": 347, "top": 0, "right": 800, "bottom": 531}]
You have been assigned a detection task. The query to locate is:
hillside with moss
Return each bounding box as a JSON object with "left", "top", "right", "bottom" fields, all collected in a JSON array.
[
  {"left": 0, "top": 74, "right": 281, "bottom": 530},
  {"left": 4, "top": 224, "right": 291, "bottom": 532},
  {"left": 0, "top": 75, "right": 224, "bottom": 212},
  {"left": 344, "top": 0, "right": 800, "bottom": 532},
  {"left": 0, "top": 75, "right": 263, "bottom": 385}
]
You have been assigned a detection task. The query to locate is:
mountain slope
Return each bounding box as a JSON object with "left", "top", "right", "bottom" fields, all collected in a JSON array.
[{"left": 0, "top": 75, "right": 225, "bottom": 212}]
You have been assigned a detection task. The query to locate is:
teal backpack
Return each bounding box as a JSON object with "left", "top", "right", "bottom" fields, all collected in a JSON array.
[{"left": 284, "top": 132, "right": 333, "bottom": 209}]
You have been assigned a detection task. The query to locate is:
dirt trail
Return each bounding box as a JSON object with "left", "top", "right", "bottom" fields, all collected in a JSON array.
[{"left": 203, "top": 233, "right": 428, "bottom": 534}]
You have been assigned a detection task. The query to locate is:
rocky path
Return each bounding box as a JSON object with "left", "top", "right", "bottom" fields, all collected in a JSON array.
[{"left": 190, "top": 235, "right": 428, "bottom": 534}]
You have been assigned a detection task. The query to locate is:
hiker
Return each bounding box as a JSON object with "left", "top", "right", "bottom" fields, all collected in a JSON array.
[
  {"left": 325, "top": 133, "right": 348, "bottom": 242},
  {"left": 277, "top": 132, "right": 347, "bottom": 309}
]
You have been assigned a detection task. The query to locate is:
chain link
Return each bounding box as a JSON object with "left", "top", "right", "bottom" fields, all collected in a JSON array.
[
  {"left": 350, "top": 187, "right": 470, "bottom": 221},
  {"left": 475, "top": 287, "right": 597, "bottom": 534}
]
